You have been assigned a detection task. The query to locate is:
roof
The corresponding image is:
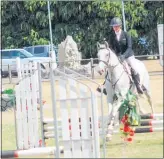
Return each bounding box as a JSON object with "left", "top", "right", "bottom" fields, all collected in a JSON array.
[
  {"left": 24, "top": 45, "right": 58, "bottom": 48},
  {"left": 1, "top": 48, "right": 25, "bottom": 51}
]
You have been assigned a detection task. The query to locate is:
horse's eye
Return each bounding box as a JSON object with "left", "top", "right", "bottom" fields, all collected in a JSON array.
[{"left": 106, "top": 54, "right": 109, "bottom": 57}]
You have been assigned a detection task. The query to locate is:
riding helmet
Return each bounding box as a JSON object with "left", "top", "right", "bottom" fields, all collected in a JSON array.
[{"left": 110, "top": 17, "right": 122, "bottom": 26}]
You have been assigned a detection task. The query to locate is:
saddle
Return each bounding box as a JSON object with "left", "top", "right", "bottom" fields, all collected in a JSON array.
[{"left": 96, "top": 61, "right": 145, "bottom": 95}]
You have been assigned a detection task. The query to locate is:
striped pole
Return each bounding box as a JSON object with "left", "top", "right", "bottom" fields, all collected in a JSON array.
[
  {"left": 44, "top": 124, "right": 163, "bottom": 139},
  {"left": 43, "top": 120, "right": 163, "bottom": 130},
  {"left": 113, "top": 127, "right": 163, "bottom": 134},
  {"left": 133, "top": 127, "right": 163, "bottom": 133},
  {"left": 139, "top": 120, "right": 163, "bottom": 126},
  {"left": 140, "top": 113, "right": 163, "bottom": 120},
  {"left": 43, "top": 115, "right": 163, "bottom": 140},
  {"left": 43, "top": 113, "right": 163, "bottom": 124},
  {"left": 1, "top": 147, "right": 64, "bottom": 158},
  {"left": 99, "top": 127, "right": 163, "bottom": 136},
  {"left": 43, "top": 120, "right": 163, "bottom": 134}
]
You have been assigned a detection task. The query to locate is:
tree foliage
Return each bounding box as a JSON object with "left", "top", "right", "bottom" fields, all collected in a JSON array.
[{"left": 1, "top": 0, "right": 163, "bottom": 58}]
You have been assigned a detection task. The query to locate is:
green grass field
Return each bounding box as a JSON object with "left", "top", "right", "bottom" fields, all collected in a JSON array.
[
  {"left": 1, "top": 120, "right": 163, "bottom": 158},
  {"left": 1, "top": 60, "right": 163, "bottom": 158}
]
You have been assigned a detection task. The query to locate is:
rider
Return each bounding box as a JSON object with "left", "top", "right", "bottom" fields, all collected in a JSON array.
[{"left": 97, "top": 17, "right": 143, "bottom": 94}]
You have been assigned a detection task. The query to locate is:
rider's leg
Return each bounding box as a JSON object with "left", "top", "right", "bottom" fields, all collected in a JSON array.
[{"left": 126, "top": 56, "right": 143, "bottom": 94}]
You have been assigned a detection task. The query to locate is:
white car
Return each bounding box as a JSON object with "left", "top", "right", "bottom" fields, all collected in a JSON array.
[{"left": 1, "top": 49, "right": 51, "bottom": 77}]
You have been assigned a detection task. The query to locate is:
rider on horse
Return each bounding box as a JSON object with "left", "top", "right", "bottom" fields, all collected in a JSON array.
[{"left": 97, "top": 17, "right": 144, "bottom": 94}]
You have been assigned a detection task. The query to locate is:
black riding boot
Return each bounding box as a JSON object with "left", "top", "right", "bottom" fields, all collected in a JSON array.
[{"left": 132, "top": 73, "right": 143, "bottom": 94}]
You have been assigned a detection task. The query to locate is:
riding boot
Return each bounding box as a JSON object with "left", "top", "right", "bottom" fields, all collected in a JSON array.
[{"left": 132, "top": 73, "right": 143, "bottom": 94}]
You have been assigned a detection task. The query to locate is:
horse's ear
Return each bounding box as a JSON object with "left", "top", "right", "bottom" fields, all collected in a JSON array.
[
  {"left": 97, "top": 42, "right": 100, "bottom": 50},
  {"left": 104, "top": 41, "right": 109, "bottom": 49}
]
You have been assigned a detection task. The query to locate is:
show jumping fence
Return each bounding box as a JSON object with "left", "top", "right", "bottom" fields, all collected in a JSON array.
[
  {"left": 1, "top": 58, "right": 163, "bottom": 158},
  {"left": 2, "top": 58, "right": 106, "bottom": 158},
  {"left": 38, "top": 66, "right": 104, "bottom": 158},
  {"left": 14, "top": 58, "right": 40, "bottom": 150}
]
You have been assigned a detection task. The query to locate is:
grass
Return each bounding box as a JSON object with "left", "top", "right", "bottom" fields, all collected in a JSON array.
[
  {"left": 104, "top": 132, "right": 163, "bottom": 158},
  {"left": 1, "top": 123, "right": 17, "bottom": 150},
  {"left": 1, "top": 60, "right": 163, "bottom": 158},
  {"left": 1, "top": 121, "right": 163, "bottom": 158},
  {"left": 1, "top": 96, "right": 163, "bottom": 158}
]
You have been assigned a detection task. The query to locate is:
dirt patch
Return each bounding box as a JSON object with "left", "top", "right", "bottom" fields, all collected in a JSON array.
[{"left": 142, "top": 60, "right": 163, "bottom": 72}]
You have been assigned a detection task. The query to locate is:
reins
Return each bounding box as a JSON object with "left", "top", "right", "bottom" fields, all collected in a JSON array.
[{"left": 98, "top": 47, "right": 132, "bottom": 91}]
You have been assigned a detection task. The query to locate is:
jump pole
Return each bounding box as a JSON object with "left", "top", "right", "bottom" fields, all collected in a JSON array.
[{"left": 1, "top": 147, "right": 64, "bottom": 158}]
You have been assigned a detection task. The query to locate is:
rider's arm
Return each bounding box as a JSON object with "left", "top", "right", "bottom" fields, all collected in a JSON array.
[{"left": 122, "top": 32, "right": 133, "bottom": 58}]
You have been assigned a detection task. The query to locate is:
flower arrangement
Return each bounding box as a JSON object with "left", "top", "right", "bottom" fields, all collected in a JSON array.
[
  {"left": 118, "top": 90, "right": 141, "bottom": 142},
  {"left": 1, "top": 88, "right": 15, "bottom": 111},
  {"left": 2, "top": 88, "right": 14, "bottom": 95}
]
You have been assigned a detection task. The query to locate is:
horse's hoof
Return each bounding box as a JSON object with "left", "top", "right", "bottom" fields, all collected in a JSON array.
[{"left": 106, "top": 134, "right": 112, "bottom": 141}]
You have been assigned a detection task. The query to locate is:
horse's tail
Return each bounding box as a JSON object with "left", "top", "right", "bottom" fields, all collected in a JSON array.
[{"left": 142, "top": 64, "right": 150, "bottom": 93}]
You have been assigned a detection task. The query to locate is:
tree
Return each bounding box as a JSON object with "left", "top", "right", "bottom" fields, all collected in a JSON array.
[{"left": 1, "top": 1, "right": 163, "bottom": 58}]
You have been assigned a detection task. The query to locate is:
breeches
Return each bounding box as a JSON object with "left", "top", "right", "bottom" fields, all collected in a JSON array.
[{"left": 125, "top": 55, "right": 138, "bottom": 75}]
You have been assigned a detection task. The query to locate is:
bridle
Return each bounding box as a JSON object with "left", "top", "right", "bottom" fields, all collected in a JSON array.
[{"left": 98, "top": 47, "right": 129, "bottom": 90}]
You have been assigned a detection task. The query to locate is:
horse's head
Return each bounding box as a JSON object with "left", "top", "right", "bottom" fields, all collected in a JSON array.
[{"left": 97, "top": 41, "right": 111, "bottom": 75}]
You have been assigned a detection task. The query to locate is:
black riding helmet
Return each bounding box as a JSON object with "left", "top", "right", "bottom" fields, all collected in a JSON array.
[{"left": 110, "top": 17, "right": 122, "bottom": 26}]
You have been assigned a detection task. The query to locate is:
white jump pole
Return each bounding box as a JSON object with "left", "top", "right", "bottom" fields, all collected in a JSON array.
[{"left": 2, "top": 147, "right": 64, "bottom": 158}]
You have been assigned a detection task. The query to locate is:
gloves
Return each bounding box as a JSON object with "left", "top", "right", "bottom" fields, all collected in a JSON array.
[{"left": 119, "top": 55, "right": 125, "bottom": 62}]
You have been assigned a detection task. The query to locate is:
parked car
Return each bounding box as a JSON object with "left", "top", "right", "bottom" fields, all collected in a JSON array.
[
  {"left": 23, "top": 45, "right": 58, "bottom": 59},
  {"left": 1, "top": 49, "right": 52, "bottom": 77}
]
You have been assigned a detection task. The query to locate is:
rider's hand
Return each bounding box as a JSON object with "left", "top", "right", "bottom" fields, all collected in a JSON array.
[{"left": 119, "top": 55, "right": 125, "bottom": 62}]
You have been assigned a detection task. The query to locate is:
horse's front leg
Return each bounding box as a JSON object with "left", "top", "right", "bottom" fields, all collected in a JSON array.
[
  {"left": 105, "top": 81, "right": 114, "bottom": 126},
  {"left": 106, "top": 98, "right": 122, "bottom": 141}
]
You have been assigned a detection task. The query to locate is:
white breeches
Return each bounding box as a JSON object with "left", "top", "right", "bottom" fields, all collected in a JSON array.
[{"left": 126, "top": 55, "right": 139, "bottom": 75}]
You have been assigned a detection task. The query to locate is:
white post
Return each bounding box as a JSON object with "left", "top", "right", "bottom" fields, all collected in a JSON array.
[
  {"left": 47, "top": 0, "right": 57, "bottom": 69},
  {"left": 51, "top": 51, "right": 57, "bottom": 69},
  {"left": 157, "top": 24, "right": 163, "bottom": 66},
  {"left": 16, "top": 57, "right": 22, "bottom": 80},
  {"left": 121, "top": 0, "right": 126, "bottom": 31}
]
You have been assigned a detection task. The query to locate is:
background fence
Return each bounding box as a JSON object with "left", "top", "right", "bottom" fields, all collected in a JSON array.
[{"left": 1, "top": 54, "right": 163, "bottom": 85}]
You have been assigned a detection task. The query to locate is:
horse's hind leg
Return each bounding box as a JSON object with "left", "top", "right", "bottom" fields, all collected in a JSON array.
[
  {"left": 144, "top": 91, "right": 154, "bottom": 113},
  {"left": 136, "top": 96, "right": 147, "bottom": 114},
  {"left": 141, "top": 67, "right": 154, "bottom": 113},
  {"left": 131, "top": 84, "right": 147, "bottom": 114}
]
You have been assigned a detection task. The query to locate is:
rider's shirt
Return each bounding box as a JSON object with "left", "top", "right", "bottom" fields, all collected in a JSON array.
[{"left": 115, "top": 29, "right": 122, "bottom": 41}]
